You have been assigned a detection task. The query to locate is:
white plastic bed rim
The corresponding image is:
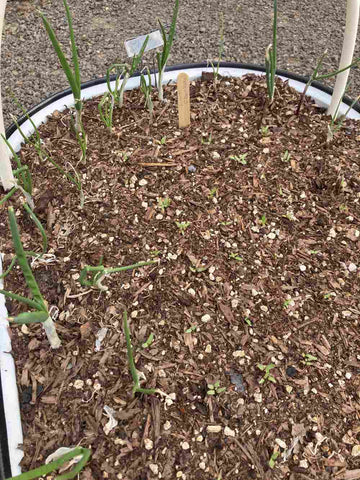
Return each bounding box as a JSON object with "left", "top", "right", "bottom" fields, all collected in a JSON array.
[
  {"left": 7, "top": 65, "right": 360, "bottom": 153},
  {"left": 0, "top": 255, "right": 23, "bottom": 476}
]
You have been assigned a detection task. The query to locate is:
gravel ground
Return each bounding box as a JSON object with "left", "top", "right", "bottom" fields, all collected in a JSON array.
[{"left": 2, "top": 0, "right": 360, "bottom": 127}]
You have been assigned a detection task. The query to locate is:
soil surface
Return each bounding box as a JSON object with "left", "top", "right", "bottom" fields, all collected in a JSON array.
[
  {"left": 2, "top": 0, "right": 360, "bottom": 127},
  {"left": 1, "top": 74, "right": 360, "bottom": 479}
]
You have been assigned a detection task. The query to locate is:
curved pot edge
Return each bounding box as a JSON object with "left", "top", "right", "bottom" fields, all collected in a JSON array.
[{"left": 6, "top": 61, "right": 360, "bottom": 140}]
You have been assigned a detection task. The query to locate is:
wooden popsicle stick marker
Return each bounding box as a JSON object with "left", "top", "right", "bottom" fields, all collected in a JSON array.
[{"left": 177, "top": 72, "right": 190, "bottom": 128}]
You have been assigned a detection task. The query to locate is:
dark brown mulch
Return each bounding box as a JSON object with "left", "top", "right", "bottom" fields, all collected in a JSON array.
[{"left": 1, "top": 73, "right": 360, "bottom": 480}]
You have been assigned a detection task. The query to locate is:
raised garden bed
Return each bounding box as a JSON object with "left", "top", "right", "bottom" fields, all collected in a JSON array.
[{"left": 1, "top": 61, "right": 360, "bottom": 479}]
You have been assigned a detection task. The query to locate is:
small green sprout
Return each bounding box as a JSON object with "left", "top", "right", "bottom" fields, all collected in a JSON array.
[
  {"left": 244, "top": 317, "right": 252, "bottom": 326},
  {"left": 310, "top": 250, "right": 320, "bottom": 255},
  {"left": 201, "top": 133, "right": 212, "bottom": 145},
  {"left": 156, "top": 136, "right": 167, "bottom": 145},
  {"left": 323, "top": 292, "right": 332, "bottom": 300},
  {"left": 281, "top": 150, "right": 291, "bottom": 162},
  {"left": 150, "top": 250, "right": 161, "bottom": 257},
  {"left": 260, "top": 125, "right": 270, "bottom": 136},
  {"left": 175, "top": 221, "right": 190, "bottom": 235},
  {"left": 229, "top": 153, "right": 248, "bottom": 164},
  {"left": 283, "top": 298, "right": 292, "bottom": 309},
  {"left": 269, "top": 447, "right": 280, "bottom": 469},
  {"left": 260, "top": 214, "right": 267, "bottom": 226},
  {"left": 208, "top": 187, "right": 218, "bottom": 198},
  {"left": 229, "top": 252, "right": 243, "bottom": 262},
  {"left": 258, "top": 363, "right": 276, "bottom": 384},
  {"left": 207, "top": 380, "right": 226, "bottom": 396},
  {"left": 185, "top": 325, "right": 197, "bottom": 333},
  {"left": 339, "top": 204, "right": 348, "bottom": 212},
  {"left": 302, "top": 353, "right": 317, "bottom": 366},
  {"left": 157, "top": 197, "right": 171, "bottom": 213},
  {"left": 190, "top": 265, "right": 208, "bottom": 273},
  {"left": 142, "top": 333, "right": 154, "bottom": 349}
]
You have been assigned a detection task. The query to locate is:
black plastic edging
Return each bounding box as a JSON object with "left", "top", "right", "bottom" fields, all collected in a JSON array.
[
  {"left": 0, "top": 373, "right": 11, "bottom": 480},
  {"left": 6, "top": 61, "right": 360, "bottom": 140}
]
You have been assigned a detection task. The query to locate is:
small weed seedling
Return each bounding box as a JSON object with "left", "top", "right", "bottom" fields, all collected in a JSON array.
[
  {"left": 209, "top": 12, "right": 225, "bottom": 84},
  {"left": 302, "top": 353, "right": 317, "bottom": 366},
  {"left": 327, "top": 90, "right": 360, "bottom": 143},
  {"left": 80, "top": 259, "right": 157, "bottom": 291},
  {"left": 265, "top": 0, "right": 278, "bottom": 102},
  {"left": 155, "top": 136, "right": 167, "bottom": 145},
  {"left": 156, "top": 0, "right": 179, "bottom": 101},
  {"left": 150, "top": 249, "right": 161, "bottom": 257},
  {"left": 157, "top": 196, "right": 171, "bottom": 212},
  {"left": 140, "top": 67, "right": 154, "bottom": 121},
  {"left": 201, "top": 133, "right": 213, "bottom": 145},
  {"left": 40, "top": 0, "right": 87, "bottom": 160},
  {"left": 229, "top": 252, "right": 243, "bottom": 262},
  {"left": 258, "top": 363, "right": 276, "bottom": 384},
  {"left": 260, "top": 214, "right": 267, "bottom": 226},
  {"left": 4, "top": 447, "right": 91, "bottom": 480},
  {"left": 283, "top": 298, "right": 293, "bottom": 309},
  {"left": 244, "top": 316, "right": 252, "bottom": 326},
  {"left": 269, "top": 446, "right": 280, "bottom": 469},
  {"left": 281, "top": 150, "right": 291, "bottom": 162},
  {"left": 123, "top": 310, "right": 159, "bottom": 396},
  {"left": 0, "top": 207, "right": 61, "bottom": 348},
  {"left": 208, "top": 187, "right": 218, "bottom": 198},
  {"left": 229, "top": 153, "right": 248, "bottom": 165},
  {"left": 175, "top": 221, "right": 190, "bottom": 235},
  {"left": 142, "top": 333, "right": 154, "bottom": 349},
  {"left": 185, "top": 325, "right": 197, "bottom": 333},
  {"left": 207, "top": 381, "right": 226, "bottom": 396},
  {"left": 260, "top": 125, "right": 270, "bottom": 137}
]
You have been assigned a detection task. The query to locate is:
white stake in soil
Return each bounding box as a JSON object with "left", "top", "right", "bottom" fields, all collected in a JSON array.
[
  {"left": 0, "top": 0, "right": 16, "bottom": 191},
  {"left": 0, "top": 255, "right": 23, "bottom": 476},
  {"left": 327, "top": 0, "right": 360, "bottom": 118}
]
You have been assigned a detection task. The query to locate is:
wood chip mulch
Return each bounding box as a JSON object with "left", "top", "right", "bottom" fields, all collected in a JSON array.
[{"left": 1, "top": 73, "right": 360, "bottom": 480}]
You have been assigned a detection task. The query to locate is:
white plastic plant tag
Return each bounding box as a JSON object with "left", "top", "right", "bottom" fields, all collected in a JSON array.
[{"left": 125, "top": 30, "right": 164, "bottom": 58}]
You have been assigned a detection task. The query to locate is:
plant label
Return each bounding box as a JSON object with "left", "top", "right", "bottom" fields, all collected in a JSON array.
[
  {"left": 177, "top": 73, "right": 190, "bottom": 128},
  {"left": 124, "top": 30, "right": 164, "bottom": 58}
]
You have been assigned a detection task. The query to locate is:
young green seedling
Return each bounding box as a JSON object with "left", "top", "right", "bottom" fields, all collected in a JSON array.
[
  {"left": 157, "top": 196, "right": 171, "bottom": 212},
  {"left": 327, "top": 91, "right": 360, "bottom": 143},
  {"left": 5, "top": 447, "right": 91, "bottom": 480},
  {"left": 281, "top": 150, "right": 291, "bottom": 162},
  {"left": 185, "top": 325, "right": 197, "bottom": 333},
  {"left": 80, "top": 259, "right": 157, "bottom": 291},
  {"left": 40, "top": 0, "right": 87, "bottom": 161},
  {"left": 229, "top": 252, "right": 243, "bottom": 262},
  {"left": 258, "top": 363, "right": 276, "bottom": 384},
  {"left": 0, "top": 207, "right": 61, "bottom": 348},
  {"left": 268, "top": 447, "right": 280, "bottom": 469},
  {"left": 209, "top": 12, "right": 225, "bottom": 84},
  {"left": 260, "top": 214, "right": 267, "bottom": 226},
  {"left": 283, "top": 298, "right": 293, "bottom": 309},
  {"left": 156, "top": 0, "right": 179, "bottom": 101},
  {"left": 244, "top": 316, "right": 252, "bottom": 326},
  {"left": 301, "top": 353, "right": 317, "bottom": 366},
  {"left": 123, "top": 310, "right": 159, "bottom": 396},
  {"left": 265, "top": 0, "right": 278, "bottom": 102},
  {"left": 175, "top": 221, "right": 190, "bottom": 235},
  {"left": 229, "top": 153, "right": 248, "bottom": 165},
  {"left": 207, "top": 380, "right": 226, "bottom": 396},
  {"left": 208, "top": 187, "right": 218, "bottom": 198},
  {"left": 201, "top": 133, "right": 212, "bottom": 145}
]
